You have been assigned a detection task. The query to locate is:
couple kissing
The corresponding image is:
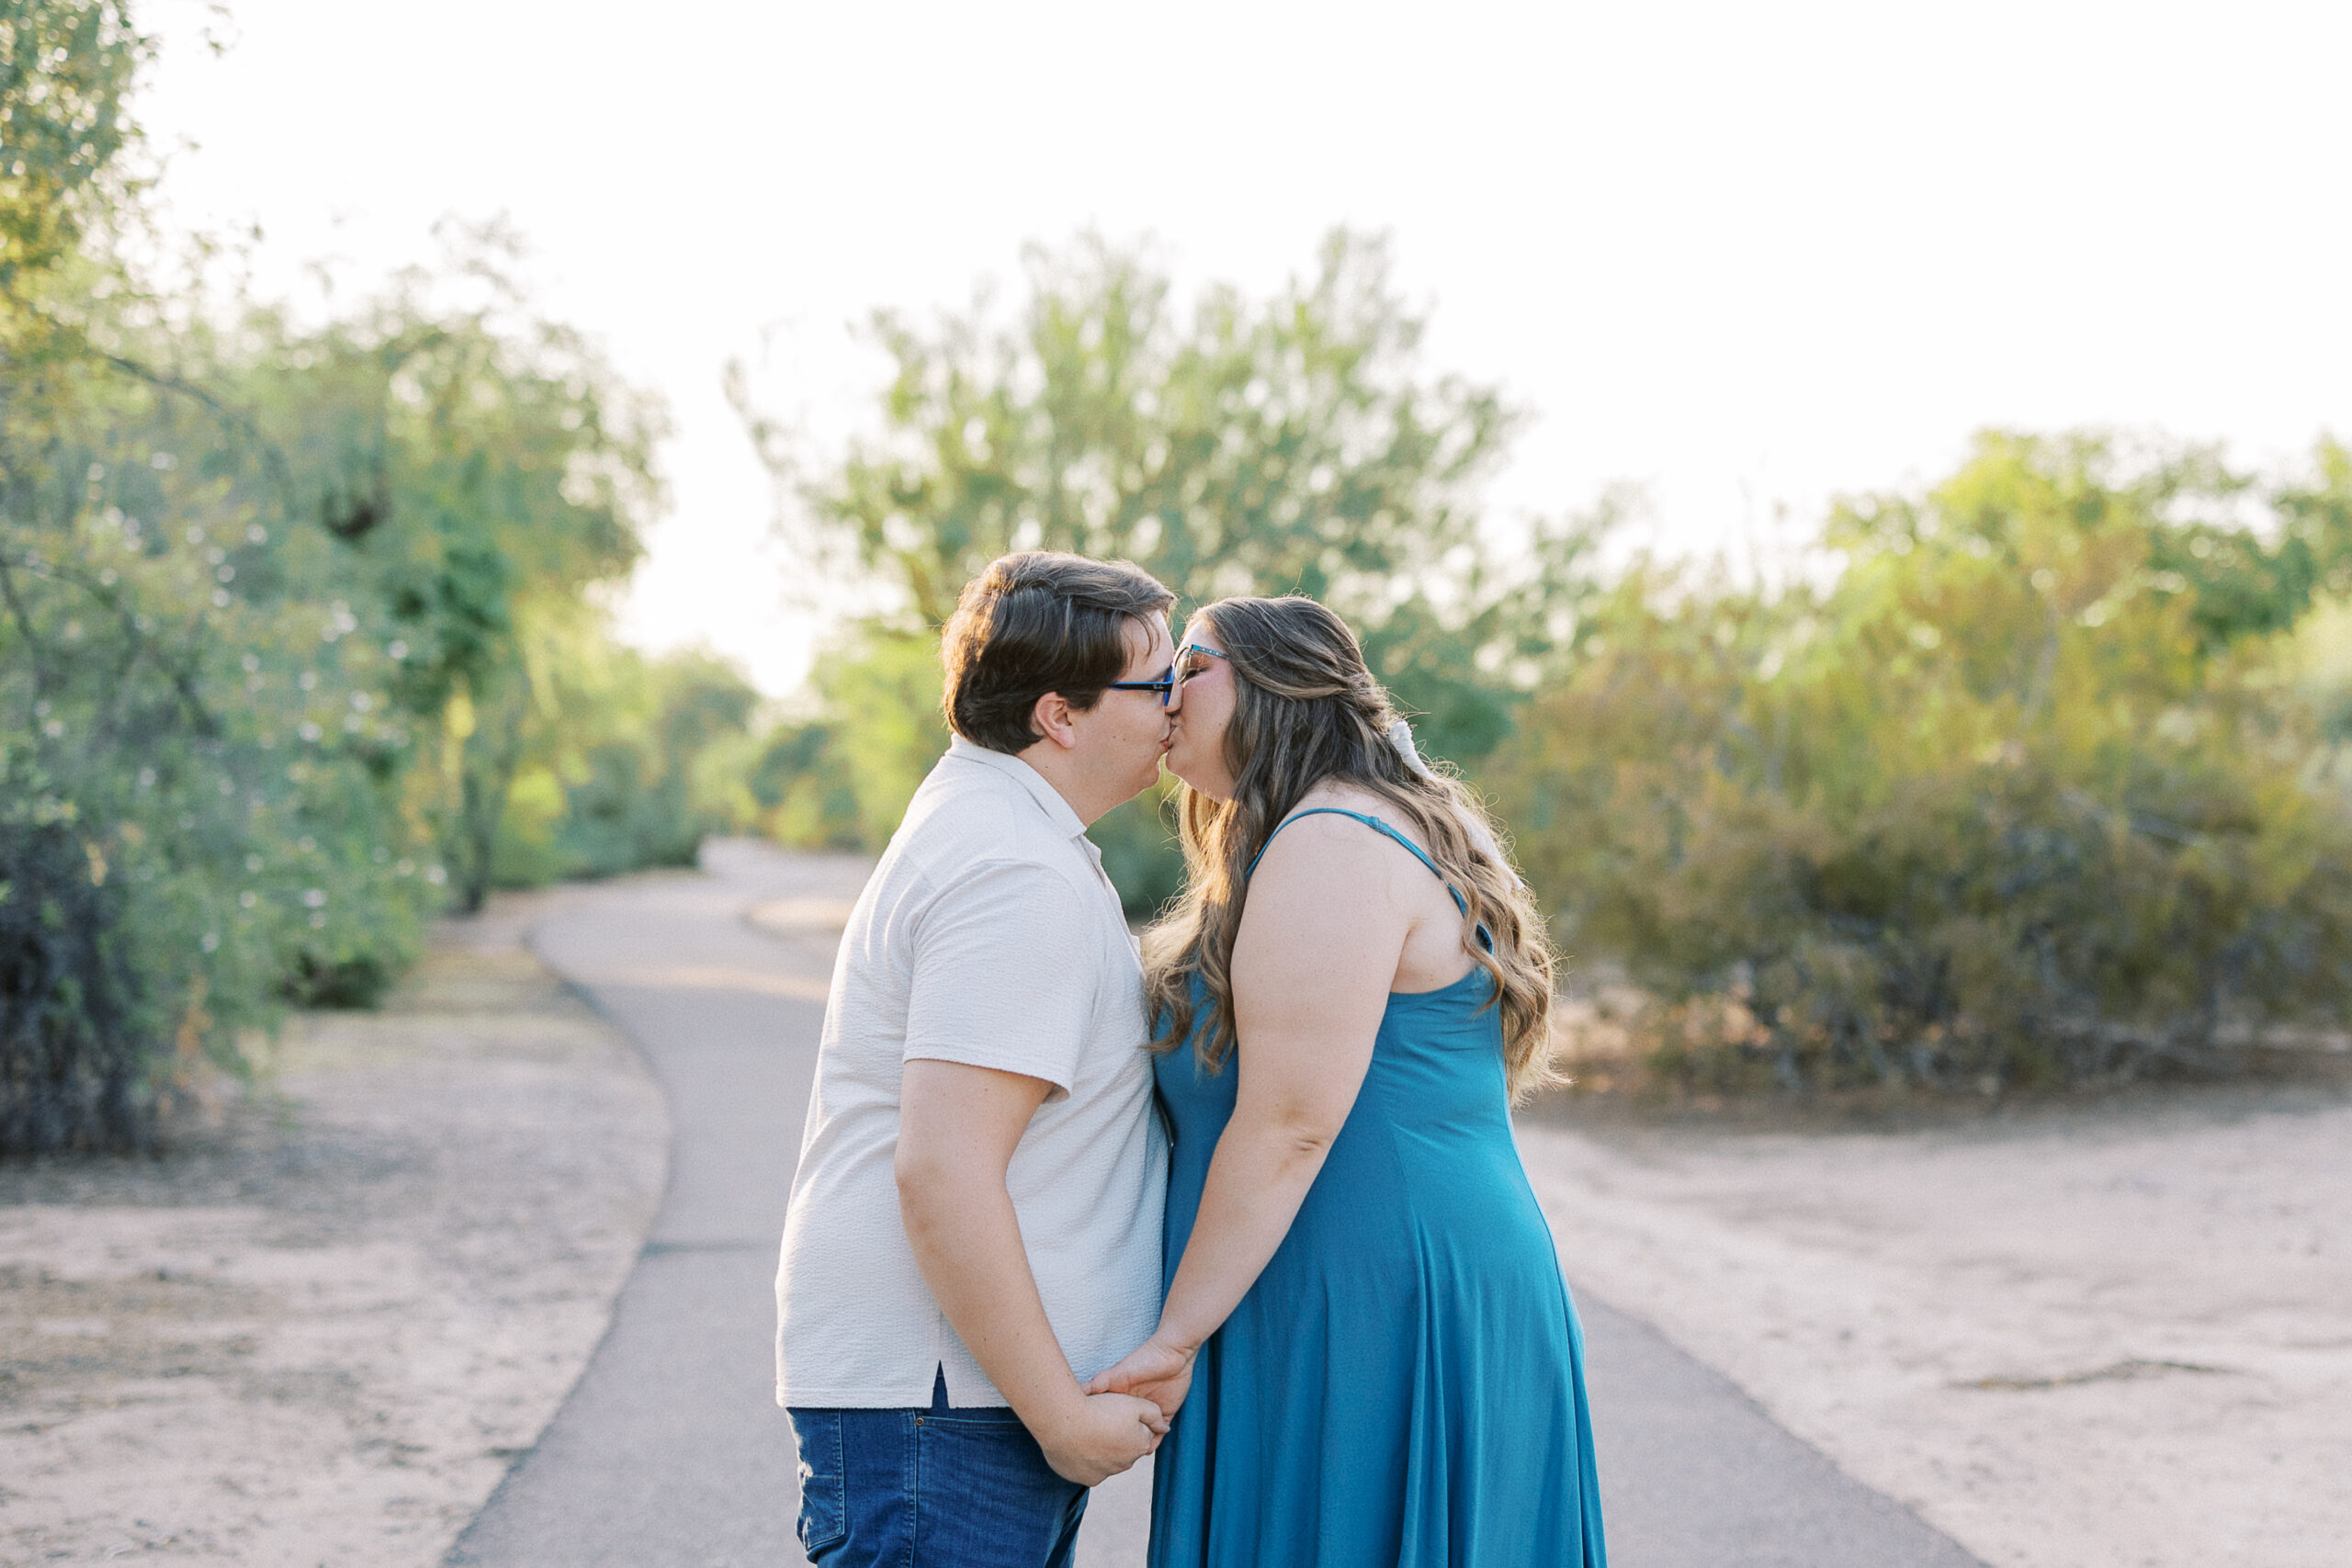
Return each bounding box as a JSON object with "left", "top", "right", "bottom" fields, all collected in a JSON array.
[{"left": 775, "top": 551, "right": 1608, "bottom": 1568}]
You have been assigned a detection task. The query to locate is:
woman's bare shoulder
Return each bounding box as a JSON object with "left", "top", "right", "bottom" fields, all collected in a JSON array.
[
  {"left": 1246, "top": 790, "right": 1419, "bottom": 935},
  {"left": 1253, "top": 784, "right": 1442, "bottom": 901}
]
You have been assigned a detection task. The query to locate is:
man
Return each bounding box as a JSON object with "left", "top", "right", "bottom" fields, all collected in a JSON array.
[{"left": 775, "top": 551, "right": 1179, "bottom": 1568}]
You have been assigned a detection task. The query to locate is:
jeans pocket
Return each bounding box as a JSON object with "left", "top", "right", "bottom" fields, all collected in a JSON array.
[
  {"left": 786, "top": 1409, "right": 848, "bottom": 1554},
  {"left": 915, "top": 1414, "right": 1084, "bottom": 1557}
]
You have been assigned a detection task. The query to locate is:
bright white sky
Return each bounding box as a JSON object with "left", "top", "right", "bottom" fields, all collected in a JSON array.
[{"left": 139, "top": 0, "right": 2352, "bottom": 694}]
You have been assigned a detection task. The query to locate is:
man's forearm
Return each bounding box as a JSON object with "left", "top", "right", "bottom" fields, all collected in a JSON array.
[{"left": 899, "top": 1166, "right": 1084, "bottom": 1431}]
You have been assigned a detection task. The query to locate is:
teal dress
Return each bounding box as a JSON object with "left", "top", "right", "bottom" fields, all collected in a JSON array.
[{"left": 1147, "top": 809, "right": 1608, "bottom": 1568}]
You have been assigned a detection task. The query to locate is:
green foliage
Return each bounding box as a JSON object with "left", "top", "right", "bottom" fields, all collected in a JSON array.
[
  {"left": 1489, "top": 432, "right": 2352, "bottom": 1091},
  {"left": 0, "top": 3, "right": 410, "bottom": 1148},
  {"left": 0, "top": 14, "right": 719, "bottom": 1153},
  {"left": 750, "top": 628, "right": 947, "bottom": 855},
  {"left": 737, "top": 231, "right": 1596, "bottom": 907},
  {"left": 0, "top": 0, "right": 148, "bottom": 296},
  {"left": 759, "top": 231, "right": 1519, "bottom": 637},
  {"left": 491, "top": 639, "right": 763, "bottom": 886},
  {"left": 745, "top": 720, "right": 862, "bottom": 850},
  {"left": 233, "top": 233, "right": 665, "bottom": 913}
]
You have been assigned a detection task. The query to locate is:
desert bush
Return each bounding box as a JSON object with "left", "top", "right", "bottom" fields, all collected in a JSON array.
[{"left": 1491, "top": 433, "right": 2352, "bottom": 1091}]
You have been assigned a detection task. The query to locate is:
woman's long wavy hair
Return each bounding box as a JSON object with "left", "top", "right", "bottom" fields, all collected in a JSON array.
[{"left": 1142, "top": 596, "right": 1561, "bottom": 1103}]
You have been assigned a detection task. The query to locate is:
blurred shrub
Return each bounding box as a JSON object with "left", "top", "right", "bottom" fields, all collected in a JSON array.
[
  {"left": 746, "top": 721, "right": 863, "bottom": 850},
  {"left": 491, "top": 642, "right": 763, "bottom": 885},
  {"left": 749, "top": 629, "right": 945, "bottom": 854},
  {"left": 1489, "top": 433, "right": 2352, "bottom": 1091}
]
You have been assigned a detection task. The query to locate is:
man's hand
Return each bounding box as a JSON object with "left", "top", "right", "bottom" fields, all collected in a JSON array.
[
  {"left": 1082, "top": 1335, "right": 1197, "bottom": 1421},
  {"left": 1034, "top": 1390, "right": 1170, "bottom": 1486}
]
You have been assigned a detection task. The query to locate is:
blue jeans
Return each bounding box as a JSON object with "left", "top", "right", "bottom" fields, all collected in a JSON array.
[{"left": 788, "top": 1367, "right": 1088, "bottom": 1567}]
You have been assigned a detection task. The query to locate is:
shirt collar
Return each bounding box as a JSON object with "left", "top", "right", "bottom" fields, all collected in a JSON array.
[{"left": 945, "top": 735, "right": 1091, "bottom": 843}]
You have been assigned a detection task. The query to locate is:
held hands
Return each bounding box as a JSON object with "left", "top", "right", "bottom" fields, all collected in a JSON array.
[
  {"left": 1082, "top": 1334, "right": 1198, "bottom": 1422},
  {"left": 1036, "top": 1389, "right": 1170, "bottom": 1487}
]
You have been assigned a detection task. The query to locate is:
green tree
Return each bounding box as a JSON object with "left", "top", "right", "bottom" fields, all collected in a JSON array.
[
  {"left": 1, "top": 6, "right": 695, "bottom": 1152},
  {"left": 735, "top": 231, "right": 1596, "bottom": 904},
  {"left": 238, "top": 234, "right": 665, "bottom": 912},
  {"left": 0, "top": 0, "right": 439, "bottom": 1145}
]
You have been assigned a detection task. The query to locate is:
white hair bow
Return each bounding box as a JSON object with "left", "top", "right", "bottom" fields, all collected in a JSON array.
[{"left": 1387, "top": 719, "right": 1520, "bottom": 886}]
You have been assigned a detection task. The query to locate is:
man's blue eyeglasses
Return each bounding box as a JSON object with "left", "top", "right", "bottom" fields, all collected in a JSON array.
[{"left": 1106, "top": 643, "right": 1227, "bottom": 706}]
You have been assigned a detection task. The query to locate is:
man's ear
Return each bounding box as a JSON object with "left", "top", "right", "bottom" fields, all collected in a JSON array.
[{"left": 1028, "top": 691, "right": 1079, "bottom": 750}]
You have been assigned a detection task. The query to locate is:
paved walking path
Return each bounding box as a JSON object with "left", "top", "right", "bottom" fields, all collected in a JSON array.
[{"left": 447, "top": 840, "right": 1982, "bottom": 1568}]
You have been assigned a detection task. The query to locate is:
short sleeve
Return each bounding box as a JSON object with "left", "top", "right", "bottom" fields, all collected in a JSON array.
[{"left": 902, "top": 860, "right": 1099, "bottom": 1098}]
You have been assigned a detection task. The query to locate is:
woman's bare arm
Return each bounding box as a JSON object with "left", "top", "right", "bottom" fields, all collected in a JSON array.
[{"left": 1087, "top": 813, "right": 1415, "bottom": 1414}]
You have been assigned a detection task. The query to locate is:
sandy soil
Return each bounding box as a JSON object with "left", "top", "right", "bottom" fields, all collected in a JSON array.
[
  {"left": 0, "top": 892, "right": 667, "bottom": 1567},
  {"left": 1519, "top": 1080, "right": 2352, "bottom": 1568}
]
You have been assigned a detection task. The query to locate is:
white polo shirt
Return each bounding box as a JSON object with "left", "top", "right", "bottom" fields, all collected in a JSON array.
[{"left": 775, "top": 737, "right": 1167, "bottom": 1409}]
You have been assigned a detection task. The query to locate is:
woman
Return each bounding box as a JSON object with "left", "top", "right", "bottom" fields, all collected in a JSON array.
[{"left": 1085, "top": 595, "right": 1607, "bottom": 1566}]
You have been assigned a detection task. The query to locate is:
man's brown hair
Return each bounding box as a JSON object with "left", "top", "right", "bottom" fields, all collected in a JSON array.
[{"left": 941, "top": 552, "right": 1176, "bottom": 755}]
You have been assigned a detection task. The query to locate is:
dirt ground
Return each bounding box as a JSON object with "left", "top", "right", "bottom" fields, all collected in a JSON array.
[
  {"left": 1519, "top": 1074, "right": 2352, "bottom": 1568},
  {"left": 0, "top": 891, "right": 666, "bottom": 1567}
]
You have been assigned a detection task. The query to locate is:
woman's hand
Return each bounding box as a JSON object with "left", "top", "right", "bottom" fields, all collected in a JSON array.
[{"left": 1083, "top": 1335, "right": 1199, "bottom": 1420}]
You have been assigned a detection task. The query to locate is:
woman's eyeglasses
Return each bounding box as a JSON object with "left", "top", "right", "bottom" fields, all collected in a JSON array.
[{"left": 1106, "top": 643, "right": 1227, "bottom": 707}]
